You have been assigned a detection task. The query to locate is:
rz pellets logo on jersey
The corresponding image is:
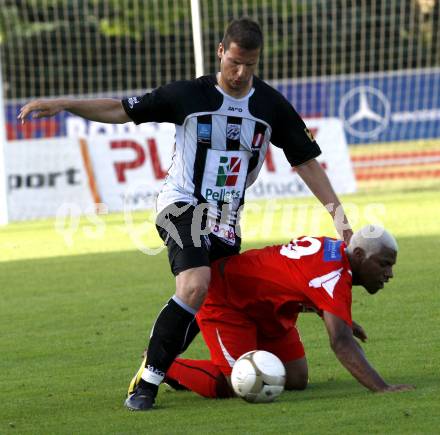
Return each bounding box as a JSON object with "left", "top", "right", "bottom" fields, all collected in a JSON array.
[
  {"left": 205, "top": 156, "right": 242, "bottom": 202},
  {"left": 216, "top": 156, "right": 241, "bottom": 186}
]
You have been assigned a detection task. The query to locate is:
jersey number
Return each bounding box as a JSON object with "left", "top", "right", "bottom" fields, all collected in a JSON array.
[{"left": 280, "top": 237, "right": 321, "bottom": 259}]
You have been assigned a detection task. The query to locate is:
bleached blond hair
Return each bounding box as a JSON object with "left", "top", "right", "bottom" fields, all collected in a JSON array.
[{"left": 347, "top": 225, "right": 398, "bottom": 257}]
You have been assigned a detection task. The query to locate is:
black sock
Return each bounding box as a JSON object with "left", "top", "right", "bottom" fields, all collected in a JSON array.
[
  {"left": 180, "top": 316, "right": 200, "bottom": 353},
  {"left": 141, "top": 298, "right": 199, "bottom": 391},
  {"left": 138, "top": 379, "right": 159, "bottom": 396}
]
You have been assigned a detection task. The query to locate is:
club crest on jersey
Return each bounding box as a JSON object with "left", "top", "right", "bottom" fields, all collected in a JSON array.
[
  {"left": 226, "top": 123, "right": 241, "bottom": 141},
  {"left": 197, "top": 123, "right": 212, "bottom": 143},
  {"left": 216, "top": 156, "right": 241, "bottom": 187}
]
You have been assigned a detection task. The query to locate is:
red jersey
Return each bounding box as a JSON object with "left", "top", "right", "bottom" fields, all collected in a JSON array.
[{"left": 204, "top": 236, "right": 353, "bottom": 337}]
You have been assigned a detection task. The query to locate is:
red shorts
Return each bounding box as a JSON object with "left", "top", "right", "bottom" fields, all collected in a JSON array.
[{"left": 197, "top": 300, "right": 305, "bottom": 376}]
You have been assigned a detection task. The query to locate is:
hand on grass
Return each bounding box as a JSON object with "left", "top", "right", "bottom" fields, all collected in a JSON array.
[{"left": 380, "top": 384, "right": 415, "bottom": 393}]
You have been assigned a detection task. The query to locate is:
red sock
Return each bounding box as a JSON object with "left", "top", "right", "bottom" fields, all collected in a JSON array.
[{"left": 166, "top": 358, "right": 233, "bottom": 398}]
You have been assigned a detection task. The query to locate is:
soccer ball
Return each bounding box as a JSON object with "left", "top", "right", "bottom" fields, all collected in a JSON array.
[{"left": 230, "top": 350, "right": 286, "bottom": 403}]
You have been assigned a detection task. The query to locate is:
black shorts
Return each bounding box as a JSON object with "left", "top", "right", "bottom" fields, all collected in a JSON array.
[{"left": 156, "top": 202, "right": 241, "bottom": 276}]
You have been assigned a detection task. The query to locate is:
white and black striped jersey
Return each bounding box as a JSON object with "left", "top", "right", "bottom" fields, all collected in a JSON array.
[{"left": 122, "top": 74, "right": 321, "bottom": 245}]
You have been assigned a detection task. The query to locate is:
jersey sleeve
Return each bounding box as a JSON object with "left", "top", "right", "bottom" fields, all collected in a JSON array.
[
  {"left": 121, "top": 81, "right": 186, "bottom": 125},
  {"left": 307, "top": 270, "right": 352, "bottom": 327},
  {"left": 270, "top": 94, "right": 322, "bottom": 166}
]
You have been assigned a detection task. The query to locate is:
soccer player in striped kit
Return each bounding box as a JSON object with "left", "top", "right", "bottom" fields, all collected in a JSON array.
[{"left": 19, "top": 18, "right": 353, "bottom": 410}]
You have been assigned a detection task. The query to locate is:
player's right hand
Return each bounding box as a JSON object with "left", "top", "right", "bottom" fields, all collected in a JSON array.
[
  {"left": 381, "top": 384, "right": 415, "bottom": 393},
  {"left": 17, "top": 99, "right": 65, "bottom": 123}
]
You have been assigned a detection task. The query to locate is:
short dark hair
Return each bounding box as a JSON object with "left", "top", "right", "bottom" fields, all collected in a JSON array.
[{"left": 222, "top": 17, "right": 263, "bottom": 51}]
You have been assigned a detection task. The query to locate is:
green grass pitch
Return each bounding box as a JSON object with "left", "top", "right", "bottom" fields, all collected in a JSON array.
[{"left": 1, "top": 190, "right": 439, "bottom": 434}]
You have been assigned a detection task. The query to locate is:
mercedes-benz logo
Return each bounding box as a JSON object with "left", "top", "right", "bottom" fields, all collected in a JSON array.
[{"left": 339, "top": 86, "right": 391, "bottom": 139}]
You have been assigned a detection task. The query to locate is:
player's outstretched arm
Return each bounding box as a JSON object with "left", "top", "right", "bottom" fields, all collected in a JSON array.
[
  {"left": 295, "top": 158, "right": 353, "bottom": 244},
  {"left": 18, "top": 98, "right": 131, "bottom": 124},
  {"left": 323, "top": 311, "right": 414, "bottom": 393}
]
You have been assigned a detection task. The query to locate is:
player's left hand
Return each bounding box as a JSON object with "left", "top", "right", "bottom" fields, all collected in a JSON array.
[{"left": 352, "top": 320, "right": 367, "bottom": 342}]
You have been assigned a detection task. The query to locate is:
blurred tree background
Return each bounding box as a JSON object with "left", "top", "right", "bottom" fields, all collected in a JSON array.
[{"left": 0, "top": 0, "right": 438, "bottom": 99}]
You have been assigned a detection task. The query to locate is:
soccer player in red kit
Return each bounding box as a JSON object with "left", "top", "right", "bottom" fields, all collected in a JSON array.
[{"left": 161, "top": 225, "right": 414, "bottom": 398}]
